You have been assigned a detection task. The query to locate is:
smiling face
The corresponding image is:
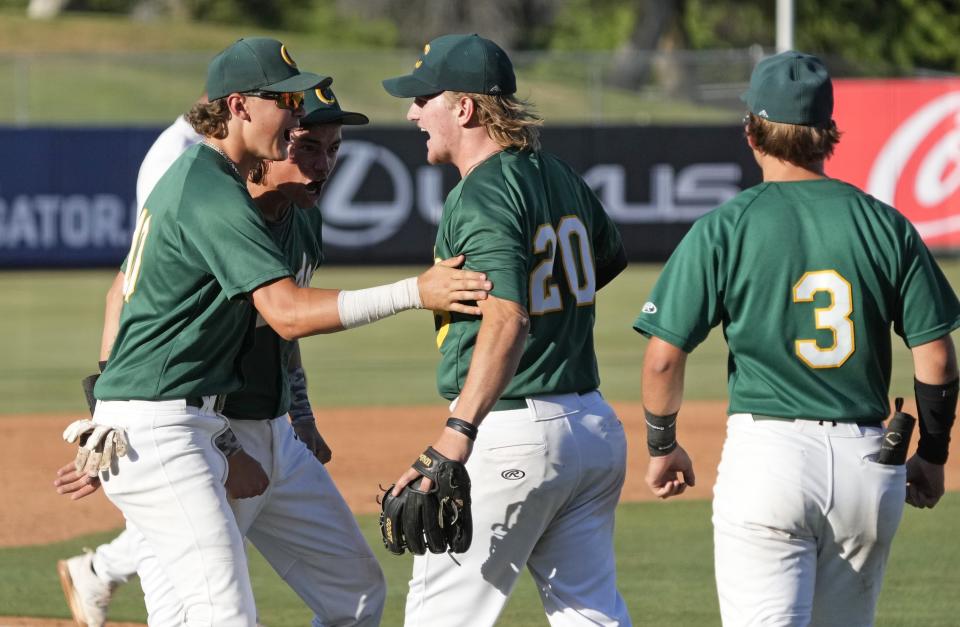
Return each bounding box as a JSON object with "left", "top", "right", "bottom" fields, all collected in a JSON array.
[
  {"left": 265, "top": 123, "right": 343, "bottom": 208},
  {"left": 407, "top": 92, "right": 460, "bottom": 165}
]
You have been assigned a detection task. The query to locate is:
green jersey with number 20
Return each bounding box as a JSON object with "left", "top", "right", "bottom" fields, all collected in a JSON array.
[
  {"left": 434, "top": 148, "right": 623, "bottom": 401},
  {"left": 634, "top": 178, "right": 960, "bottom": 421},
  {"left": 95, "top": 143, "right": 292, "bottom": 401}
]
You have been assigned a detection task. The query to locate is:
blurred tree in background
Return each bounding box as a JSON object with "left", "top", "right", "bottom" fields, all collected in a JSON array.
[{"left": 11, "top": 0, "right": 960, "bottom": 74}]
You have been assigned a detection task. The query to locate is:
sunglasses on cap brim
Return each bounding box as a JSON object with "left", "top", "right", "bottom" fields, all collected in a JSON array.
[{"left": 243, "top": 90, "right": 305, "bottom": 111}]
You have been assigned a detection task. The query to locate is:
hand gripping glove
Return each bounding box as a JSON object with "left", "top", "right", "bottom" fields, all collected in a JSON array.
[
  {"left": 62, "top": 419, "right": 129, "bottom": 477},
  {"left": 379, "top": 446, "right": 473, "bottom": 555}
]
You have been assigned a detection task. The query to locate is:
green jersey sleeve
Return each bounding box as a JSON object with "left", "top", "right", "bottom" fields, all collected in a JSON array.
[
  {"left": 448, "top": 178, "right": 528, "bottom": 306},
  {"left": 895, "top": 222, "right": 960, "bottom": 347},
  {"left": 633, "top": 210, "right": 730, "bottom": 352},
  {"left": 178, "top": 181, "right": 291, "bottom": 299},
  {"left": 591, "top": 193, "right": 624, "bottom": 269}
]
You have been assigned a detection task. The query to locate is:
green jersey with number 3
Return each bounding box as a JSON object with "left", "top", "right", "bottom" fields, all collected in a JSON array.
[
  {"left": 634, "top": 178, "right": 960, "bottom": 421},
  {"left": 96, "top": 143, "right": 292, "bottom": 401},
  {"left": 434, "top": 149, "right": 623, "bottom": 401},
  {"left": 223, "top": 204, "right": 324, "bottom": 420}
]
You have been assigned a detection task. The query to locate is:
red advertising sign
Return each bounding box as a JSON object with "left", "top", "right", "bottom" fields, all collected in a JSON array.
[{"left": 831, "top": 79, "right": 960, "bottom": 249}]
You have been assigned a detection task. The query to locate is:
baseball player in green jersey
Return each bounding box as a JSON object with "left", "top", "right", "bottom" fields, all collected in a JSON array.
[
  {"left": 57, "top": 85, "right": 391, "bottom": 626},
  {"left": 634, "top": 51, "right": 960, "bottom": 626},
  {"left": 383, "top": 34, "right": 631, "bottom": 626},
  {"left": 62, "top": 37, "right": 491, "bottom": 627}
]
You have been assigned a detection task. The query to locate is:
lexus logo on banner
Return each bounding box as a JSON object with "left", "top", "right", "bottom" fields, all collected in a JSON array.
[{"left": 831, "top": 79, "right": 960, "bottom": 249}]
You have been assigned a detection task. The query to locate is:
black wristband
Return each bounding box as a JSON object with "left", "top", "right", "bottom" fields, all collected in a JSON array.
[
  {"left": 645, "top": 408, "right": 678, "bottom": 457},
  {"left": 915, "top": 377, "right": 958, "bottom": 465},
  {"left": 446, "top": 417, "right": 478, "bottom": 441},
  {"left": 98, "top": 360, "right": 108, "bottom": 373}
]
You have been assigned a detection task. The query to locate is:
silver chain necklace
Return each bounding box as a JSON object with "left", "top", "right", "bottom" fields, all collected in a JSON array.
[{"left": 202, "top": 141, "right": 243, "bottom": 180}]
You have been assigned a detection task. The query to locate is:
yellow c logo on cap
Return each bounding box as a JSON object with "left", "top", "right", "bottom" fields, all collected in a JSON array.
[
  {"left": 316, "top": 87, "right": 336, "bottom": 105},
  {"left": 414, "top": 43, "right": 430, "bottom": 69},
  {"left": 280, "top": 44, "right": 297, "bottom": 68}
]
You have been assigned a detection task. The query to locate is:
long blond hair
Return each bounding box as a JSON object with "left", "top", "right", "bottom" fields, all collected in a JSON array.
[{"left": 446, "top": 92, "right": 543, "bottom": 151}]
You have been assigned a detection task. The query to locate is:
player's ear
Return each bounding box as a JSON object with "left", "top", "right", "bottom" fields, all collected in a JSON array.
[
  {"left": 456, "top": 95, "right": 476, "bottom": 128},
  {"left": 226, "top": 93, "right": 252, "bottom": 122}
]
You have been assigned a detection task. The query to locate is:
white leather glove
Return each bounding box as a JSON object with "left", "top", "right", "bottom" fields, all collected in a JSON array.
[{"left": 62, "top": 419, "right": 129, "bottom": 476}]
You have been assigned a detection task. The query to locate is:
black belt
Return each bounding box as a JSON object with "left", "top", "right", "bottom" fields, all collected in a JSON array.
[
  {"left": 752, "top": 414, "right": 882, "bottom": 428},
  {"left": 186, "top": 395, "right": 225, "bottom": 413}
]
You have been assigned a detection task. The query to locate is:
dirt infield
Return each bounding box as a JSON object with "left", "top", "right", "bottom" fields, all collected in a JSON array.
[
  {"left": 5, "top": 399, "right": 959, "bottom": 548},
  {"left": 2, "top": 401, "right": 723, "bottom": 547}
]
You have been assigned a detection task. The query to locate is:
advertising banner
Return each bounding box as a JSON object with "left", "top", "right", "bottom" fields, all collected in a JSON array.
[
  {"left": 831, "top": 79, "right": 960, "bottom": 250},
  {"left": 0, "top": 125, "right": 761, "bottom": 267}
]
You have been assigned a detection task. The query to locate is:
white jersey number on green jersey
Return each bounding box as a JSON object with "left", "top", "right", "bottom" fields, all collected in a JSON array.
[
  {"left": 793, "top": 270, "right": 855, "bottom": 369},
  {"left": 530, "top": 216, "right": 596, "bottom": 315}
]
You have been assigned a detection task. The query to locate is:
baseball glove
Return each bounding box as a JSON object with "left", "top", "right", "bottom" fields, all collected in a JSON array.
[
  {"left": 379, "top": 446, "right": 472, "bottom": 556},
  {"left": 62, "top": 419, "right": 128, "bottom": 477}
]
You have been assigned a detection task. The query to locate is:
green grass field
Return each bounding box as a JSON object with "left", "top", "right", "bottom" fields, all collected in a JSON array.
[
  {"left": 2, "top": 497, "right": 959, "bottom": 626},
  {"left": 0, "top": 12, "right": 737, "bottom": 126},
  {"left": 3, "top": 263, "right": 960, "bottom": 625},
  {"left": 5, "top": 262, "right": 949, "bottom": 414}
]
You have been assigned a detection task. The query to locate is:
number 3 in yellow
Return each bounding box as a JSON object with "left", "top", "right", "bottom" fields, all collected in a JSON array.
[{"left": 793, "top": 270, "right": 855, "bottom": 368}]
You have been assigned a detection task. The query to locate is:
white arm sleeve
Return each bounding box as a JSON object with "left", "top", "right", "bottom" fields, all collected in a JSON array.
[{"left": 336, "top": 277, "right": 422, "bottom": 330}]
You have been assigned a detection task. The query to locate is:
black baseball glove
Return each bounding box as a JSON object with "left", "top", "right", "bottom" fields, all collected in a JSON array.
[{"left": 379, "top": 446, "right": 472, "bottom": 556}]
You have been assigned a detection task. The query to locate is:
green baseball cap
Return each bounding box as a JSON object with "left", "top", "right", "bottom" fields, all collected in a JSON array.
[
  {"left": 301, "top": 85, "right": 369, "bottom": 127},
  {"left": 206, "top": 37, "right": 331, "bottom": 101},
  {"left": 382, "top": 33, "right": 516, "bottom": 98},
  {"left": 741, "top": 51, "right": 833, "bottom": 126}
]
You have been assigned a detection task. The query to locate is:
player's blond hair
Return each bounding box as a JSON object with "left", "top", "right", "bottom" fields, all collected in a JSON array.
[
  {"left": 445, "top": 92, "right": 543, "bottom": 152},
  {"left": 745, "top": 113, "right": 841, "bottom": 170},
  {"left": 186, "top": 99, "right": 231, "bottom": 139}
]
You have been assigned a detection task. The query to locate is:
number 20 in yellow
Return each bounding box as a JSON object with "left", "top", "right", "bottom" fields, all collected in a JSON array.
[{"left": 793, "top": 270, "right": 855, "bottom": 368}]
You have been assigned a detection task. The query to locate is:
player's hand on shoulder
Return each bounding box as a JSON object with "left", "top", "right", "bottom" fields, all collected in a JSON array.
[
  {"left": 225, "top": 449, "right": 270, "bottom": 499},
  {"left": 905, "top": 453, "right": 945, "bottom": 509},
  {"left": 53, "top": 460, "right": 102, "bottom": 500},
  {"left": 645, "top": 444, "right": 696, "bottom": 500},
  {"left": 418, "top": 255, "right": 492, "bottom": 316},
  {"left": 293, "top": 420, "right": 332, "bottom": 464}
]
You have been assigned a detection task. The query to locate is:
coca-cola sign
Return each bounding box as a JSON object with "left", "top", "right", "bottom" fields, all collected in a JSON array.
[{"left": 831, "top": 79, "right": 960, "bottom": 249}]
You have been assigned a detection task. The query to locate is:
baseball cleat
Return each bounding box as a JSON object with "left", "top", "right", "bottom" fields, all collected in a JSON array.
[{"left": 57, "top": 551, "right": 115, "bottom": 627}]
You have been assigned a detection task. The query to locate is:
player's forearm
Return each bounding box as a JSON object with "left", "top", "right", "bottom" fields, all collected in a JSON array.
[
  {"left": 911, "top": 335, "right": 959, "bottom": 464},
  {"left": 452, "top": 297, "right": 529, "bottom": 425},
  {"left": 99, "top": 271, "right": 125, "bottom": 362},
  {"left": 252, "top": 278, "right": 343, "bottom": 340},
  {"left": 254, "top": 276, "right": 429, "bottom": 340},
  {"left": 641, "top": 337, "right": 688, "bottom": 415}
]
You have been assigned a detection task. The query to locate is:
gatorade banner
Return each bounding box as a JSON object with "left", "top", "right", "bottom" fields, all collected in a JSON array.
[{"left": 831, "top": 79, "right": 960, "bottom": 250}]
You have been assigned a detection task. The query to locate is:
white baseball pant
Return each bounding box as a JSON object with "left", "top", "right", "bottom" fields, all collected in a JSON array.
[
  {"left": 94, "top": 397, "right": 256, "bottom": 627},
  {"left": 404, "top": 390, "right": 631, "bottom": 627},
  {"left": 134, "top": 415, "right": 385, "bottom": 627},
  {"left": 712, "top": 414, "right": 906, "bottom": 627},
  {"left": 91, "top": 527, "right": 138, "bottom": 586}
]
